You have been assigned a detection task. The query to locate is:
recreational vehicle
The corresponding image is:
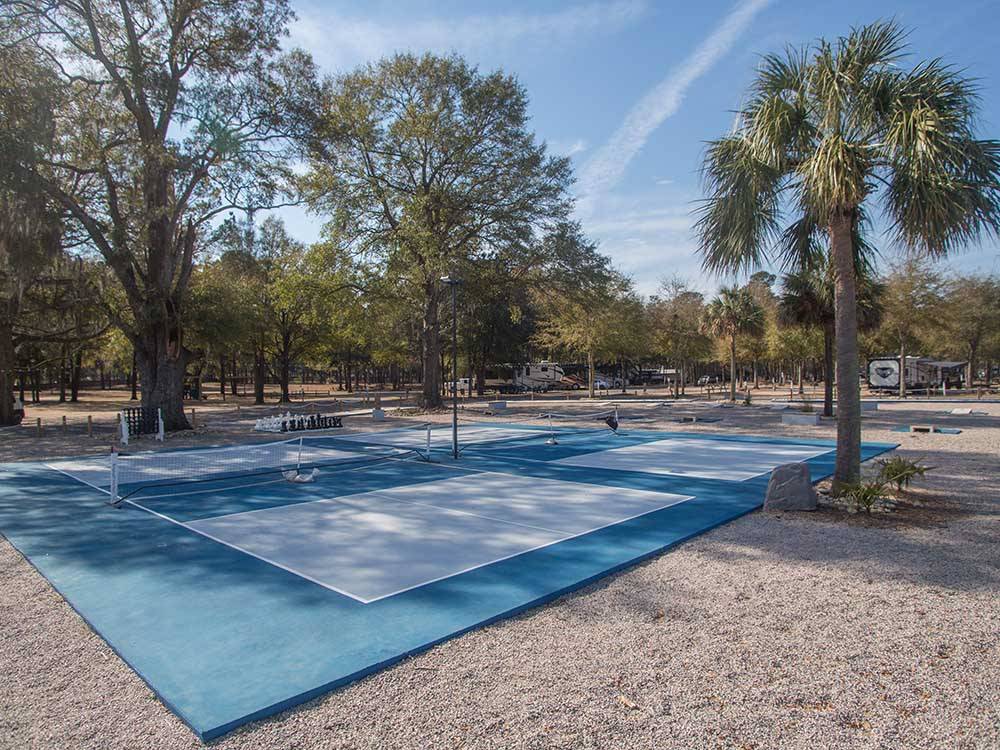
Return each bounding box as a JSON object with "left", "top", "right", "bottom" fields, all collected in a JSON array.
[
  {"left": 867, "top": 357, "right": 966, "bottom": 392},
  {"left": 475, "top": 362, "right": 569, "bottom": 393}
]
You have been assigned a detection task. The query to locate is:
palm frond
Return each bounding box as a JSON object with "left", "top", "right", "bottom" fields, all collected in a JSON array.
[{"left": 696, "top": 136, "right": 784, "bottom": 274}]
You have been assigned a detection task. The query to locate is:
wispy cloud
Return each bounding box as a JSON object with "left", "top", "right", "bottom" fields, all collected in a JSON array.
[
  {"left": 290, "top": 1, "right": 648, "bottom": 72},
  {"left": 549, "top": 138, "right": 589, "bottom": 158},
  {"left": 575, "top": 0, "right": 772, "bottom": 216}
]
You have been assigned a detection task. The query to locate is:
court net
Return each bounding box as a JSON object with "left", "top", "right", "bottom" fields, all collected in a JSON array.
[
  {"left": 453, "top": 408, "right": 620, "bottom": 454},
  {"left": 103, "top": 436, "right": 419, "bottom": 506}
]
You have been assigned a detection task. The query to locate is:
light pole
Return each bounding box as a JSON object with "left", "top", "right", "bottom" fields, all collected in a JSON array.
[{"left": 440, "top": 275, "right": 462, "bottom": 459}]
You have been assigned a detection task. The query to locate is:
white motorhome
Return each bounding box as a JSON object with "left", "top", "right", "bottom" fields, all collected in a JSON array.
[{"left": 513, "top": 361, "right": 565, "bottom": 391}]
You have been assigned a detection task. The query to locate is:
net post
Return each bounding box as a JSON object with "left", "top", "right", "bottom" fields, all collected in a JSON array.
[
  {"left": 157, "top": 409, "right": 164, "bottom": 442},
  {"left": 109, "top": 448, "right": 119, "bottom": 506},
  {"left": 297, "top": 436, "right": 303, "bottom": 472},
  {"left": 426, "top": 423, "right": 432, "bottom": 459},
  {"left": 546, "top": 413, "right": 558, "bottom": 445}
]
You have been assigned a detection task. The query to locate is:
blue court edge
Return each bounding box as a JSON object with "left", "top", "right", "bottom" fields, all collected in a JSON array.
[{"left": 0, "top": 430, "right": 897, "bottom": 740}]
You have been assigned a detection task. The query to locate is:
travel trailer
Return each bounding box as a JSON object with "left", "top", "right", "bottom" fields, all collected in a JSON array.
[{"left": 867, "top": 357, "right": 966, "bottom": 392}]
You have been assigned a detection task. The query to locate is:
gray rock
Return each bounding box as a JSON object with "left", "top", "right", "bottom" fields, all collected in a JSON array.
[{"left": 764, "top": 462, "right": 817, "bottom": 512}]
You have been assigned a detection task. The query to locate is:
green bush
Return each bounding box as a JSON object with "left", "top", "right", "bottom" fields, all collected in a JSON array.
[
  {"left": 875, "top": 455, "right": 933, "bottom": 494},
  {"left": 840, "top": 478, "right": 888, "bottom": 514}
]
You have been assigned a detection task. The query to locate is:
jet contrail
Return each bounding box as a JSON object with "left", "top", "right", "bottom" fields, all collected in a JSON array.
[{"left": 576, "top": 0, "right": 772, "bottom": 215}]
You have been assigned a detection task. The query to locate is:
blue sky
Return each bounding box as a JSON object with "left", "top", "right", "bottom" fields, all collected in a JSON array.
[{"left": 277, "top": 0, "right": 1000, "bottom": 295}]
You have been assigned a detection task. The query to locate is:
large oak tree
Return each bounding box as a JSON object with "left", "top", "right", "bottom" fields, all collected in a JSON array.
[{"left": 4, "top": 0, "right": 311, "bottom": 428}]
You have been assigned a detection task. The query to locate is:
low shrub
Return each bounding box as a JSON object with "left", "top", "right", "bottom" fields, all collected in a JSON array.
[
  {"left": 875, "top": 455, "right": 933, "bottom": 494},
  {"left": 839, "top": 478, "right": 889, "bottom": 514}
]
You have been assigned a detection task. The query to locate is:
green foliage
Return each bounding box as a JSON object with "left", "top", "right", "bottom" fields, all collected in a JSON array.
[
  {"left": 839, "top": 478, "right": 888, "bottom": 514},
  {"left": 696, "top": 20, "right": 1000, "bottom": 484},
  {"left": 940, "top": 275, "right": 1000, "bottom": 385},
  {"left": 531, "top": 224, "right": 633, "bottom": 397},
  {"left": 305, "top": 52, "right": 572, "bottom": 406},
  {"left": 647, "top": 279, "right": 713, "bottom": 384},
  {"left": 875, "top": 456, "right": 933, "bottom": 494},
  {"left": 701, "top": 285, "right": 765, "bottom": 400}
]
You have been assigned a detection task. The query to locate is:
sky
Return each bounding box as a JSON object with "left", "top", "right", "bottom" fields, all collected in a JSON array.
[{"left": 275, "top": 0, "right": 1000, "bottom": 296}]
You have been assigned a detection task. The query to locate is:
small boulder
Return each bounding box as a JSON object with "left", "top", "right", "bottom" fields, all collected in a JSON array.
[{"left": 764, "top": 462, "right": 817, "bottom": 512}]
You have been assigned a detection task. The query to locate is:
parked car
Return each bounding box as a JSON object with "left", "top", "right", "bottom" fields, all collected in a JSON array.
[
  {"left": 593, "top": 377, "right": 611, "bottom": 390},
  {"left": 697, "top": 375, "right": 718, "bottom": 386}
]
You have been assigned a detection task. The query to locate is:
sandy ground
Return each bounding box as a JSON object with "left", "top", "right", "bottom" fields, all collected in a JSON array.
[{"left": 1, "top": 392, "right": 998, "bottom": 749}]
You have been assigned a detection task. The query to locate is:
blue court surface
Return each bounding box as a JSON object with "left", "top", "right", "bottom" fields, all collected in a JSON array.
[{"left": 0, "top": 423, "right": 896, "bottom": 740}]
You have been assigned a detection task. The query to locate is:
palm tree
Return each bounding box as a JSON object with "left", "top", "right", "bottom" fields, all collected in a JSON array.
[
  {"left": 778, "top": 266, "right": 883, "bottom": 416},
  {"left": 701, "top": 286, "right": 765, "bottom": 402},
  {"left": 696, "top": 21, "right": 1000, "bottom": 489}
]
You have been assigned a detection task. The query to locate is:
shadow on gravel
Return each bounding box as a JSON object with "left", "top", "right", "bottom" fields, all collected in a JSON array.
[{"left": 690, "top": 446, "right": 1000, "bottom": 594}]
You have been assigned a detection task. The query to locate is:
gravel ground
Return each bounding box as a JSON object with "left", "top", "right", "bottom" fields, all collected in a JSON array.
[{"left": 1, "top": 396, "right": 998, "bottom": 749}]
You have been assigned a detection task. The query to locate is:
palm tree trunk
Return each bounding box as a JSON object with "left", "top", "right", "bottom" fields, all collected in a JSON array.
[
  {"left": 830, "top": 213, "right": 861, "bottom": 490},
  {"left": 729, "top": 336, "right": 737, "bottom": 402},
  {"left": 822, "top": 322, "right": 834, "bottom": 417},
  {"left": 898, "top": 339, "right": 906, "bottom": 399}
]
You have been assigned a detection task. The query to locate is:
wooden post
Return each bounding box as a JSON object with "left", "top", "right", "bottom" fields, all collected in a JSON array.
[
  {"left": 62, "top": 415, "right": 67, "bottom": 433},
  {"left": 87, "top": 415, "right": 93, "bottom": 437},
  {"left": 191, "top": 408, "right": 197, "bottom": 428},
  {"left": 36, "top": 417, "right": 42, "bottom": 437}
]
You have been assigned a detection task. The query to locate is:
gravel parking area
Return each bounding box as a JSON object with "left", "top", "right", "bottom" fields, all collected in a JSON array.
[{"left": 2, "top": 397, "right": 998, "bottom": 749}]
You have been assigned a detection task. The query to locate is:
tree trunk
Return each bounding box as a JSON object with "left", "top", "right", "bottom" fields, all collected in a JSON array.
[
  {"left": 218, "top": 354, "right": 227, "bottom": 400},
  {"left": 729, "top": 336, "right": 737, "bottom": 402},
  {"left": 476, "top": 362, "right": 486, "bottom": 397},
  {"left": 58, "top": 345, "right": 68, "bottom": 403},
  {"left": 830, "top": 212, "right": 861, "bottom": 490},
  {"left": 587, "top": 350, "right": 595, "bottom": 399},
  {"left": 130, "top": 350, "right": 138, "bottom": 400},
  {"left": 822, "top": 321, "right": 835, "bottom": 417},
  {"left": 253, "top": 347, "right": 266, "bottom": 405},
  {"left": 421, "top": 294, "right": 443, "bottom": 408},
  {"left": 0, "top": 323, "right": 16, "bottom": 426},
  {"left": 279, "top": 353, "right": 291, "bottom": 403},
  {"left": 898, "top": 339, "right": 906, "bottom": 399},
  {"left": 70, "top": 349, "right": 82, "bottom": 402},
  {"left": 135, "top": 339, "right": 190, "bottom": 430}
]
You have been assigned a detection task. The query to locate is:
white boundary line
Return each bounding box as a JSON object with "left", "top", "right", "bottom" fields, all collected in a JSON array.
[
  {"left": 43, "top": 462, "right": 112, "bottom": 496},
  {"left": 123, "top": 497, "right": 368, "bottom": 603},
  {"left": 540, "top": 439, "right": 833, "bottom": 482},
  {"left": 351, "top": 488, "right": 694, "bottom": 603}
]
